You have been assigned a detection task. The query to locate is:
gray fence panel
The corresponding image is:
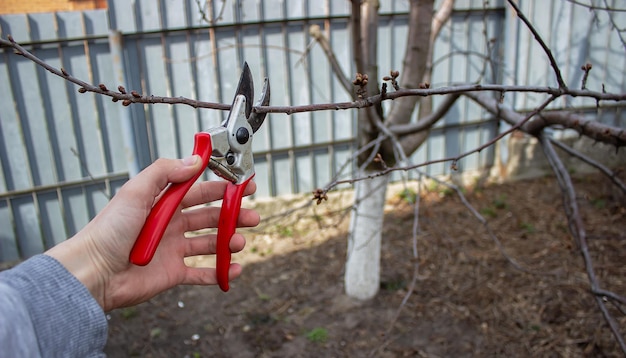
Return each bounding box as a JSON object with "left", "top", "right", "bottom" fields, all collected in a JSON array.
[
  {"left": 0, "top": 57, "right": 31, "bottom": 192},
  {"left": 1, "top": 0, "right": 623, "bottom": 262},
  {"left": 37, "top": 48, "right": 80, "bottom": 183},
  {"left": 108, "top": 1, "right": 368, "bottom": 197},
  {"left": 38, "top": 191, "right": 67, "bottom": 248},
  {"left": 0, "top": 200, "right": 19, "bottom": 261},
  {"left": 0, "top": 10, "right": 127, "bottom": 261},
  {"left": 507, "top": 0, "right": 626, "bottom": 110},
  {"left": 13, "top": 196, "right": 44, "bottom": 257}
]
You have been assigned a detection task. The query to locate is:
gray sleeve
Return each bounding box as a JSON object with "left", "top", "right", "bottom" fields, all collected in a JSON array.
[{"left": 0, "top": 254, "right": 108, "bottom": 358}]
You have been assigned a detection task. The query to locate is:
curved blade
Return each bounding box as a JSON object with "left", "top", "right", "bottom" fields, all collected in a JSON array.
[
  {"left": 248, "top": 77, "right": 270, "bottom": 133},
  {"left": 228, "top": 62, "right": 254, "bottom": 122}
]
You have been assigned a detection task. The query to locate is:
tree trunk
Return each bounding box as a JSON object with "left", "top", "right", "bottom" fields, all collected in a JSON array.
[{"left": 345, "top": 170, "right": 389, "bottom": 300}]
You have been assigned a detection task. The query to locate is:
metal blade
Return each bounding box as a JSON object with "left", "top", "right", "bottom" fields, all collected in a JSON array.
[
  {"left": 228, "top": 62, "right": 254, "bottom": 123},
  {"left": 248, "top": 77, "right": 270, "bottom": 133}
]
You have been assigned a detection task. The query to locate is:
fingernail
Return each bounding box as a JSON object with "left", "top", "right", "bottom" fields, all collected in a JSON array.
[{"left": 182, "top": 155, "right": 199, "bottom": 166}]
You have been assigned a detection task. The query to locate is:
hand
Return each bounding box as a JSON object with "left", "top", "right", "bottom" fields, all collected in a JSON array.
[{"left": 46, "top": 156, "right": 260, "bottom": 311}]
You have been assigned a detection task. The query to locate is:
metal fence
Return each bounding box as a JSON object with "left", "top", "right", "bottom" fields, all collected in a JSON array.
[{"left": 1, "top": 0, "right": 624, "bottom": 262}]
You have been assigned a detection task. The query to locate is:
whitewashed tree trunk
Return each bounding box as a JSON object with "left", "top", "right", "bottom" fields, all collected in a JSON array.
[{"left": 345, "top": 171, "right": 390, "bottom": 300}]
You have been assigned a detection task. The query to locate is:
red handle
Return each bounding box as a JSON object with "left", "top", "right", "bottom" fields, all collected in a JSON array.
[
  {"left": 216, "top": 176, "right": 253, "bottom": 292},
  {"left": 129, "top": 132, "right": 213, "bottom": 266}
]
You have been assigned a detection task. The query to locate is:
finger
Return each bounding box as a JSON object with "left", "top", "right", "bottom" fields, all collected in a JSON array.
[
  {"left": 182, "top": 181, "right": 229, "bottom": 207},
  {"left": 183, "top": 207, "right": 260, "bottom": 232},
  {"left": 181, "top": 180, "right": 257, "bottom": 208},
  {"left": 182, "top": 263, "right": 243, "bottom": 286},
  {"left": 117, "top": 156, "right": 204, "bottom": 207},
  {"left": 184, "top": 233, "right": 246, "bottom": 257}
]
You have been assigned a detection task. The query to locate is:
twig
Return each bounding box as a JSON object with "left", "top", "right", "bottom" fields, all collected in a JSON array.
[
  {"left": 257, "top": 84, "right": 626, "bottom": 114},
  {"left": 195, "top": 0, "right": 227, "bottom": 25},
  {"left": 539, "top": 134, "right": 626, "bottom": 354},
  {"left": 308, "top": 24, "right": 353, "bottom": 96},
  {"left": 0, "top": 36, "right": 231, "bottom": 110},
  {"left": 565, "top": 0, "right": 626, "bottom": 12},
  {"left": 365, "top": 122, "right": 421, "bottom": 357},
  {"left": 506, "top": 0, "right": 568, "bottom": 89},
  {"left": 70, "top": 148, "right": 111, "bottom": 200},
  {"left": 594, "top": 288, "right": 626, "bottom": 307},
  {"left": 388, "top": 93, "right": 460, "bottom": 136},
  {"left": 602, "top": 0, "right": 626, "bottom": 51},
  {"left": 371, "top": 179, "right": 423, "bottom": 358},
  {"left": 581, "top": 63, "right": 592, "bottom": 90},
  {"left": 422, "top": 170, "right": 555, "bottom": 275},
  {"left": 549, "top": 138, "right": 626, "bottom": 195},
  {"left": 3, "top": 36, "right": 625, "bottom": 114}
]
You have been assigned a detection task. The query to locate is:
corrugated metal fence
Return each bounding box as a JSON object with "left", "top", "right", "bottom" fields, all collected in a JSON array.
[{"left": 1, "top": 0, "right": 624, "bottom": 261}]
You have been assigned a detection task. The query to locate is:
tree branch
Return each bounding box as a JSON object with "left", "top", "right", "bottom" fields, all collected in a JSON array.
[
  {"left": 386, "top": 0, "right": 435, "bottom": 127},
  {"left": 420, "top": 0, "right": 456, "bottom": 117},
  {"left": 321, "top": 95, "right": 559, "bottom": 192},
  {"left": 431, "top": 0, "right": 455, "bottom": 40},
  {"left": 351, "top": 0, "right": 364, "bottom": 74},
  {"left": 3, "top": 35, "right": 625, "bottom": 116},
  {"left": 564, "top": 0, "right": 626, "bottom": 12},
  {"left": 397, "top": 93, "right": 461, "bottom": 155},
  {"left": 538, "top": 134, "right": 626, "bottom": 354},
  {"left": 534, "top": 111, "right": 626, "bottom": 147},
  {"left": 506, "top": 0, "right": 568, "bottom": 89},
  {"left": 549, "top": 138, "right": 626, "bottom": 195},
  {"left": 308, "top": 24, "right": 353, "bottom": 97},
  {"left": 464, "top": 91, "right": 626, "bottom": 148},
  {"left": 389, "top": 93, "right": 460, "bottom": 136}
]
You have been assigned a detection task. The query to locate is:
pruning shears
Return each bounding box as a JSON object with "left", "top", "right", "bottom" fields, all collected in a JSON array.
[{"left": 129, "top": 62, "right": 270, "bottom": 292}]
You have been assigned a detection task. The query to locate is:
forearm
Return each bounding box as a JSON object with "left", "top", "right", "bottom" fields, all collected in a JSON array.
[{"left": 0, "top": 255, "right": 108, "bottom": 357}]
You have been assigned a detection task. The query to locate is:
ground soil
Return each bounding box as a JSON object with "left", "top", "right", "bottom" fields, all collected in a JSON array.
[{"left": 104, "top": 171, "right": 626, "bottom": 357}]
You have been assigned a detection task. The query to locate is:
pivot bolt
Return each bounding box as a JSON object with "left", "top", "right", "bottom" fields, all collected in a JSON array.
[
  {"left": 226, "top": 152, "right": 236, "bottom": 165},
  {"left": 235, "top": 127, "right": 250, "bottom": 144}
]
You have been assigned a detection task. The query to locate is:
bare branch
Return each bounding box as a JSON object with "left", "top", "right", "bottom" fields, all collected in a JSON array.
[
  {"left": 195, "top": 0, "right": 227, "bottom": 24},
  {"left": 431, "top": 0, "right": 455, "bottom": 40},
  {"left": 464, "top": 91, "right": 626, "bottom": 148},
  {"left": 0, "top": 36, "right": 231, "bottom": 111},
  {"left": 359, "top": 0, "right": 382, "bottom": 98},
  {"left": 258, "top": 84, "right": 625, "bottom": 114},
  {"left": 602, "top": 0, "right": 626, "bottom": 50},
  {"left": 351, "top": 0, "right": 364, "bottom": 73},
  {"left": 581, "top": 62, "right": 592, "bottom": 90},
  {"left": 565, "top": 0, "right": 626, "bottom": 11},
  {"left": 549, "top": 138, "right": 626, "bottom": 195},
  {"left": 397, "top": 93, "right": 461, "bottom": 155},
  {"left": 320, "top": 95, "right": 559, "bottom": 192},
  {"left": 386, "top": 0, "right": 435, "bottom": 127},
  {"left": 420, "top": 0, "right": 456, "bottom": 117},
  {"left": 535, "top": 111, "right": 626, "bottom": 147},
  {"left": 3, "top": 35, "right": 625, "bottom": 118},
  {"left": 506, "top": 0, "right": 568, "bottom": 89},
  {"left": 389, "top": 93, "right": 460, "bottom": 136},
  {"left": 539, "top": 135, "right": 626, "bottom": 354},
  {"left": 308, "top": 25, "right": 353, "bottom": 96}
]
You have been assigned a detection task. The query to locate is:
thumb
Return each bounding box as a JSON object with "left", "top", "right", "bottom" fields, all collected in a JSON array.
[{"left": 118, "top": 155, "right": 204, "bottom": 202}]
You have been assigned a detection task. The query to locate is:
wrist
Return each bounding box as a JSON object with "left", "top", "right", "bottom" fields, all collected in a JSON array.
[{"left": 45, "top": 235, "right": 108, "bottom": 309}]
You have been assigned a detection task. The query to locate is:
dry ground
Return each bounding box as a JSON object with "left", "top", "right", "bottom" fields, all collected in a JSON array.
[{"left": 105, "top": 170, "right": 626, "bottom": 357}]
